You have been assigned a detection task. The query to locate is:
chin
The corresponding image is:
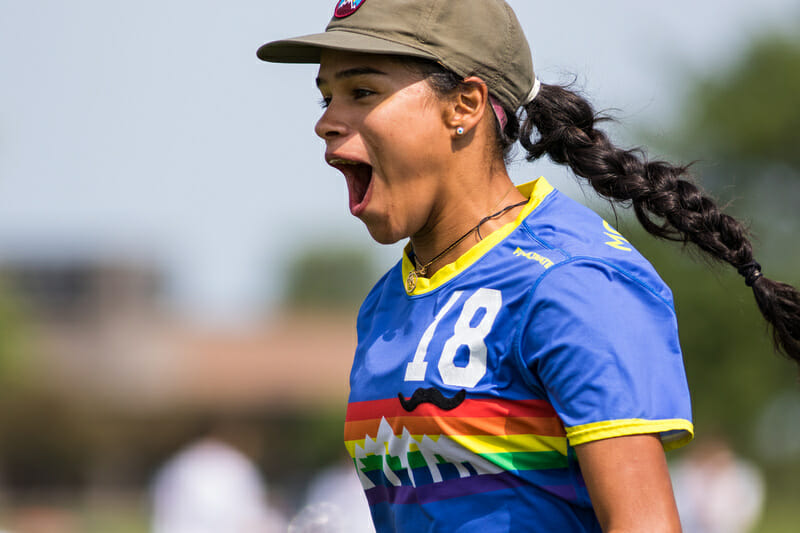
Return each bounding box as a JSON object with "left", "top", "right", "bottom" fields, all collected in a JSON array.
[{"left": 362, "top": 217, "right": 405, "bottom": 245}]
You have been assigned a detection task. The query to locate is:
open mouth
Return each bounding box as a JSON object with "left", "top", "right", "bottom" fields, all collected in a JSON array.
[{"left": 328, "top": 158, "right": 374, "bottom": 216}]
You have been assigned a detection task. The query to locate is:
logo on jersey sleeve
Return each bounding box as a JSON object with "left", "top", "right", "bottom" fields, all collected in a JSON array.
[
  {"left": 513, "top": 247, "right": 554, "bottom": 268},
  {"left": 603, "top": 220, "right": 632, "bottom": 251},
  {"left": 334, "top": 0, "right": 366, "bottom": 18}
]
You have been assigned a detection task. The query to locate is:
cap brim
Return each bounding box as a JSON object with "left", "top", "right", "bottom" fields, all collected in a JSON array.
[{"left": 257, "top": 29, "right": 438, "bottom": 64}]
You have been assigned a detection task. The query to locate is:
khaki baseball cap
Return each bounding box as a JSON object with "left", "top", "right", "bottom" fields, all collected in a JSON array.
[{"left": 257, "top": 0, "right": 536, "bottom": 110}]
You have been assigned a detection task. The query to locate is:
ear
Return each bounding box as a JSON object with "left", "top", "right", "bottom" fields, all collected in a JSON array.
[{"left": 443, "top": 76, "right": 489, "bottom": 136}]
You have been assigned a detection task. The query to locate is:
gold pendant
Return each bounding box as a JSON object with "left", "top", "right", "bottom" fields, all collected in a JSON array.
[{"left": 406, "top": 271, "right": 417, "bottom": 292}]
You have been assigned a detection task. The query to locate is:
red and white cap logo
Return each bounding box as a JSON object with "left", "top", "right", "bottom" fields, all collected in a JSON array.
[{"left": 334, "top": 0, "right": 366, "bottom": 18}]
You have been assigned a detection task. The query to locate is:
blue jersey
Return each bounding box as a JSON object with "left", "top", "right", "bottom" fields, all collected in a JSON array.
[{"left": 345, "top": 178, "right": 693, "bottom": 532}]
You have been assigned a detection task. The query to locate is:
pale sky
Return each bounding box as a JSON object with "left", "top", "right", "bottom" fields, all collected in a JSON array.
[{"left": 0, "top": 0, "right": 797, "bottom": 322}]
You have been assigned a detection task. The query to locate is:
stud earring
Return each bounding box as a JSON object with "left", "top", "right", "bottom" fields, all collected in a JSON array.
[{"left": 456, "top": 126, "right": 465, "bottom": 136}]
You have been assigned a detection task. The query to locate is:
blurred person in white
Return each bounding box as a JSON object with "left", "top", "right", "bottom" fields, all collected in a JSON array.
[
  {"left": 151, "top": 437, "right": 287, "bottom": 533},
  {"left": 670, "top": 437, "right": 765, "bottom": 533},
  {"left": 290, "top": 459, "right": 375, "bottom": 533}
]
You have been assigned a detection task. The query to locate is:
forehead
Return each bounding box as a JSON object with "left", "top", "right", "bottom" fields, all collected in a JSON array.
[{"left": 316, "top": 50, "right": 418, "bottom": 85}]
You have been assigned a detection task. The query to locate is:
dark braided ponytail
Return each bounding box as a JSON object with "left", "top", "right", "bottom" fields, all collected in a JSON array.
[{"left": 515, "top": 82, "right": 800, "bottom": 367}]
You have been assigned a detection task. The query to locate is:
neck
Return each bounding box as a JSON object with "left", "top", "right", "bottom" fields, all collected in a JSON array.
[{"left": 410, "top": 170, "right": 527, "bottom": 277}]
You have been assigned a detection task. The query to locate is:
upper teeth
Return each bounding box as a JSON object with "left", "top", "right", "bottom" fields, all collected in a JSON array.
[{"left": 328, "top": 158, "right": 359, "bottom": 165}]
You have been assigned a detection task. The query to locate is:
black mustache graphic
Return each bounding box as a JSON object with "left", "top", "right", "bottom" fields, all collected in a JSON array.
[{"left": 398, "top": 387, "right": 467, "bottom": 412}]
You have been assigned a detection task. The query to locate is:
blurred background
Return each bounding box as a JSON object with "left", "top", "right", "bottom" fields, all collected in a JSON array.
[{"left": 0, "top": 0, "right": 798, "bottom": 531}]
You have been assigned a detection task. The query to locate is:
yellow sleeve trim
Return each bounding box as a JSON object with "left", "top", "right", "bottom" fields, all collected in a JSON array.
[
  {"left": 402, "top": 177, "right": 555, "bottom": 296},
  {"left": 566, "top": 418, "right": 695, "bottom": 452}
]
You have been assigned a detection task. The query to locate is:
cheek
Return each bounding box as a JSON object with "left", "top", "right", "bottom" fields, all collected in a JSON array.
[{"left": 363, "top": 107, "right": 446, "bottom": 167}]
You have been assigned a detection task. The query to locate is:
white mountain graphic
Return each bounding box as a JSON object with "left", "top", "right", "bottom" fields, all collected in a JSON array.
[{"left": 353, "top": 417, "right": 503, "bottom": 489}]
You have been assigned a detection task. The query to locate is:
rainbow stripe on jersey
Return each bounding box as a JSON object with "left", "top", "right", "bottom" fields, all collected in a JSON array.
[{"left": 345, "top": 396, "right": 581, "bottom": 506}]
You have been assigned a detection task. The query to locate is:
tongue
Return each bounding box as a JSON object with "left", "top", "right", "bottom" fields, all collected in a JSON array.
[{"left": 345, "top": 163, "right": 372, "bottom": 213}]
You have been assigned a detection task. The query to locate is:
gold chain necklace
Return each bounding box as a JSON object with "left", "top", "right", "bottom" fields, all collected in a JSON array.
[{"left": 406, "top": 199, "right": 528, "bottom": 292}]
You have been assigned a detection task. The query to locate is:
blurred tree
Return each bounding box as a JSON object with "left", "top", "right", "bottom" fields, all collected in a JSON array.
[
  {"left": 669, "top": 30, "right": 800, "bottom": 271},
  {"left": 680, "top": 32, "right": 800, "bottom": 173},
  {"left": 0, "top": 279, "right": 32, "bottom": 389},
  {"left": 0, "top": 281, "right": 94, "bottom": 493},
  {"left": 282, "top": 242, "right": 377, "bottom": 310}
]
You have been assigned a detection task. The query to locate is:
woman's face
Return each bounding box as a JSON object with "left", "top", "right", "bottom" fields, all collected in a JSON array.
[{"left": 315, "top": 50, "right": 454, "bottom": 244}]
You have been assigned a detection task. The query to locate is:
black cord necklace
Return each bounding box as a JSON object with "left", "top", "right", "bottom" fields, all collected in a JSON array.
[{"left": 406, "top": 199, "right": 528, "bottom": 292}]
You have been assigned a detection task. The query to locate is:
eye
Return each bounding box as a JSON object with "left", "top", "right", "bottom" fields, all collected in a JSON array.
[
  {"left": 319, "top": 96, "right": 331, "bottom": 109},
  {"left": 352, "top": 88, "right": 375, "bottom": 100}
]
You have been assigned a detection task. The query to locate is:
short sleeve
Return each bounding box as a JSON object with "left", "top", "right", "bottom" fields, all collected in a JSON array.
[{"left": 519, "top": 258, "right": 693, "bottom": 451}]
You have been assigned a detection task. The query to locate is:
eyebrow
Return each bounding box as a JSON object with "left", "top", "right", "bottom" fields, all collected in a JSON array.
[{"left": 315, "top": 66, "right": 388, "bottom": 87}]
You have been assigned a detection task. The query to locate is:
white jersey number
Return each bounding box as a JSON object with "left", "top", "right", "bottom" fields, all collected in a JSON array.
[{"left": 404, "top": 288, "right": 502, "bottom": 388}]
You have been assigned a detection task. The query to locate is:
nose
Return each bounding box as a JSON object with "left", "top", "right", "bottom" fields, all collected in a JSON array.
[{"left": 314, "top": 104, "right": 348, "bottom": 140}]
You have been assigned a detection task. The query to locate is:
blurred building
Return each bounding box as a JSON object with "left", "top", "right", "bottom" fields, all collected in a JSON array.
[{"left": 1, "top": 257, "right": 356, "bottom": 410}]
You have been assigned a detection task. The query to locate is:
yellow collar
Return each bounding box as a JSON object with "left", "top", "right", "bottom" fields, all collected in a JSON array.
[{"left": 401, "top": 177, "right": 555, "bottom": 296}]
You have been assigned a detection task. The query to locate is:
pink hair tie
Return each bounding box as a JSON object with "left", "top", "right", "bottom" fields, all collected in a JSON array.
[
  {"left": 489, "top": 95, "right": 507, "bottom": 131},
  {"left": 488, "top": 79, "right": 541, "bottom": 131}
]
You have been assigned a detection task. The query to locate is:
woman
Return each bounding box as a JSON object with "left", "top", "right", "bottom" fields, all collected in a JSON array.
[{"left": 258, "top": 0, "right": 800, "bottom": 531}]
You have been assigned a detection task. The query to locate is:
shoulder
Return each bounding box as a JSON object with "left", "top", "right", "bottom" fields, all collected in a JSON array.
[{"left": 521, "top": 186, "right": 673, "bottom": 305}]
